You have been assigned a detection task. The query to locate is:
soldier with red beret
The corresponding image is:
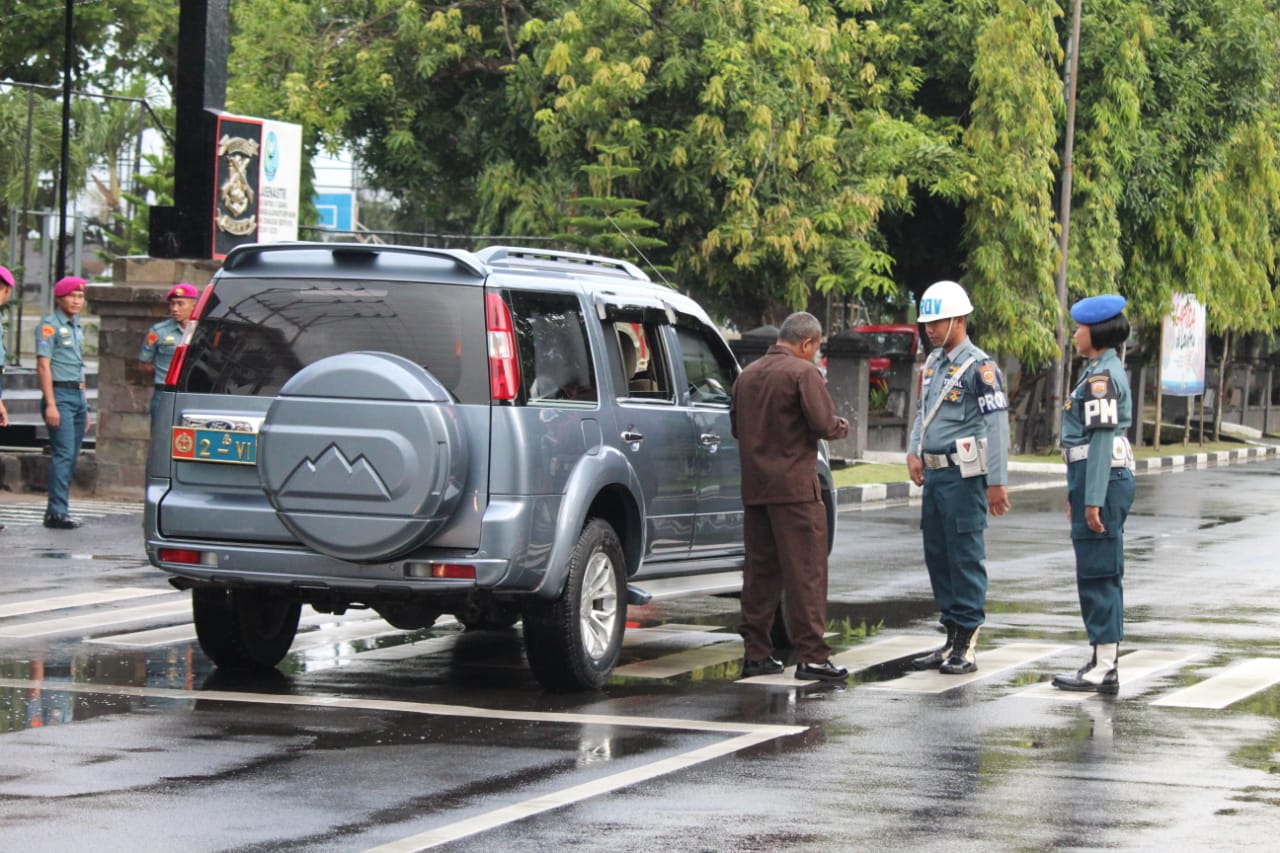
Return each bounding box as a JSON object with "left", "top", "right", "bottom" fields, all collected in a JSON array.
[
  {"left": 140, "top": 283, "right": 199, "bottom": 419},
  {"left": 36, "top": 276, "right": 90, "bottom": 529}
]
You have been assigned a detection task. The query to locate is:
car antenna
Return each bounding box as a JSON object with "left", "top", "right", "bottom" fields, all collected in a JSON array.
[{"left": 605, "top": 213, "right": 673, "bottom": 288}]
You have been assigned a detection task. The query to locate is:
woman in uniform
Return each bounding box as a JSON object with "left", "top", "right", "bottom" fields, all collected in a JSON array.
[{"left": 1052, "top": 294, "right": 1136, "bottom": 694}]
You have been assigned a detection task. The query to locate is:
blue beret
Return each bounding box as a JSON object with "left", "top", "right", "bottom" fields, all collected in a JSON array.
[{"left": 1070, "top": 294, "right": 1126, "bottom": 324}]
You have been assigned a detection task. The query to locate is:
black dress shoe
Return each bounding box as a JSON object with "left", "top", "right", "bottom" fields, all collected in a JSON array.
[
  {"left": 795, "top": 660, "right": 849, "bottom": 682},
  {"left": 1052, "top": 668, "right": 1119, "bottom": 694},
  {"left": 742, "top": 656, "right": 785, "bottom": 677},
  {"left": 43, "top": 513, "right": 82, "bottom": 530}
]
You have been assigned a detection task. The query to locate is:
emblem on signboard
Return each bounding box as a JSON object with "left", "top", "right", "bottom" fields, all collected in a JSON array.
[
  {"left": 216, "top": 135, "right": 259, "bottom": 236},
  {"left": 264, "top": 130, "right": 280, "bottom": 181}
]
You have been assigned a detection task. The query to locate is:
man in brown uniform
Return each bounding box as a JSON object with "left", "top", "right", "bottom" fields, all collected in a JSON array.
[{"left": 731, "top": 312, "right": 850, "bottom": 681}]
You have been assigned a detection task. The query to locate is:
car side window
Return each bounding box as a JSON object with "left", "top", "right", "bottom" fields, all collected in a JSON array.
[
  {"left": 610, "top": 321, "right": 674, "bottom": 402},
  {"left": 675, "top": 323, "right": 736, "bottom": 406},
  {"left": 508, "top": 290, "right": 597, "bottom": 406}
]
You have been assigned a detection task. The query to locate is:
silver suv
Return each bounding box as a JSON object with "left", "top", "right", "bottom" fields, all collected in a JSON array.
[{"left": 144, "top": 243, "right": 836, "bottom": 689}]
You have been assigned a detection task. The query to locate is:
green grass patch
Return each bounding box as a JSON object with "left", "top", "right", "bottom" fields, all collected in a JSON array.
[{"left": 832, "top": 462, "right": 909, "bottom": 487}]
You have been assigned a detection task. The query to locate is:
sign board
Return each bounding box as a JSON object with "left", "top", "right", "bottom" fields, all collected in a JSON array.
[
  {"left": 315, "top": 191, "right": 357, "bottom": 232},
  {"left": 212, "top": 113, "right": 302, "bottom": 258},
  {"left": 1160, "top": 293, "right": 1206, "bottom": 396}
]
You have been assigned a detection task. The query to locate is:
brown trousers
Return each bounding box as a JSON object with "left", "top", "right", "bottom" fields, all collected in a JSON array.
[{"left": 738, "top": 501, "right": 832, "bottom": 663}]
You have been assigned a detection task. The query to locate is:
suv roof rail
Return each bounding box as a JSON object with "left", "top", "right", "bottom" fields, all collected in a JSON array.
[
  {"left": 221, "top": 242, "right": 488, "bottom": 278},
  {"left": 475, "top": 246, "right": 650, "bottom": 282}
]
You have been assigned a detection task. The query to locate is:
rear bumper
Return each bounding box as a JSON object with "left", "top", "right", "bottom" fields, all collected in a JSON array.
[{"left": 147, "top": 536, "right": 513, "bottom": 600}]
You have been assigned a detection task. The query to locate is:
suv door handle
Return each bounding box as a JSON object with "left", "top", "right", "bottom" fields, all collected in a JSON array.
[
  {"left": 700, "top": 433, "right": 722, "bottom": 448},
  {"left": 621, "top": 430, "right": 645, "bottom": 444}
]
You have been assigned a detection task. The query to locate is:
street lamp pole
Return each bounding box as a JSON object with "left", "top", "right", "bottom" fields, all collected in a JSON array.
[
  {"left": 1050, "top": 0, "right": 1084, "bottom": 448},
  {"left": 56, "top": 0, "right": 74, "bottom": 283}
]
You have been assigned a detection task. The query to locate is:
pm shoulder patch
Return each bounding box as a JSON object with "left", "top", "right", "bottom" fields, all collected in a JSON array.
[{"left": 1082, "top": 373, "right": 1119, "bottom": 430}]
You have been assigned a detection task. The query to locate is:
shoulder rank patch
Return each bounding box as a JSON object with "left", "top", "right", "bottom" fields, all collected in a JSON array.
[
  {"left": 975, "top": 360, "right": 1008, "bottom": 414},
  {"left": 40, "top": 324, "right": 55, "bottom": 339},
  {"left": 146, "top": 331, "right": 159, "bottom": 346},
  {"left": 1082, "top": 373, "right": 1119, "bottom": 430}
]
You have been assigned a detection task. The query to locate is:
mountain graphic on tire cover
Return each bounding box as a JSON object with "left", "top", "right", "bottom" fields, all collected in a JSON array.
[{"left": 258, "top": 351, "right": 468, "bottom": 562}]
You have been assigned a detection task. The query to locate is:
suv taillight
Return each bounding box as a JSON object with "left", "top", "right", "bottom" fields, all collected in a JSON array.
[
  {"left": 486, "top": 292, "right": 519, "bottom": 401},
  {"left": 164, "top": 284, "right": 214, "bottom": 388}
]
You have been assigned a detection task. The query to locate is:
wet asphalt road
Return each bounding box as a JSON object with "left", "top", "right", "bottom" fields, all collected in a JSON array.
[{"left": 2, "top": 459, "right": 1280, "bottom": 851}]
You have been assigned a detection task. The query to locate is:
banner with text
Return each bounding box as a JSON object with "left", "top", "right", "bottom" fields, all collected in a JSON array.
[{"left": 1160, "top": 293, "right": 1206, "bottom": 396}]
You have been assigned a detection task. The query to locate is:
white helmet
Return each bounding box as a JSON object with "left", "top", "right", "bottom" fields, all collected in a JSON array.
[{"left": 917, "top": 280, "right": 973, "bottom": 321}]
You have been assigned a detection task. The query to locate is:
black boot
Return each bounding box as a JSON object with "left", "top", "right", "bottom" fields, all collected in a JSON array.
[
  {"left": 909, "top": 622, "right": 957, "bottom": 670},
  {"left": 1052, "top": 643, "right": 1119, "bottom": 694},
  {"left": 939, "top": 625, "right": 979, "bottom": 674}
]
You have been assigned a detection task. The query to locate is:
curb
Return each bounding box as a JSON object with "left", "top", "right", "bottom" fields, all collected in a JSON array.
[{"left": 834, "top": 443, "right": 1279, "bottom": 507}]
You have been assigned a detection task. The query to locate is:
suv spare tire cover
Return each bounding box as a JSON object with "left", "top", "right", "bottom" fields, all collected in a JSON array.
[{"left": 258, "top": 351, "right": 468, "bottom": 562}]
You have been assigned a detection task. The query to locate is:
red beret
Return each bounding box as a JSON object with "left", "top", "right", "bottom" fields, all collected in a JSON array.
[
  {"left": 167, "top": 283, "right": 199, "bottom": 300},
  {"left": 0, "top": 265, "right": 13, "bottom": 288},
  {"left": 53, "top": 276, "right": 87, "bottom": 297}
]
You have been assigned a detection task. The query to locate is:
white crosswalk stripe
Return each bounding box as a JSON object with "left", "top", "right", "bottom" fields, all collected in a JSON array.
[
  {"left": 1151, "top": 657, "right": 1280, "bottom": 709},
  {"left": 0, "top": 497, "right": 143, "bottom": 526}
]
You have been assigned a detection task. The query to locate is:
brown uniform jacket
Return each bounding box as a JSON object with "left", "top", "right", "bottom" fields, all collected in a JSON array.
[{"left": 731, "top": 345, "right": 848, "bottom": 506}]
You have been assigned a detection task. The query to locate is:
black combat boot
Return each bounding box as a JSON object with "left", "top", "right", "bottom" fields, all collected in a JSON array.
[
  {"left": 909, "top": 622, "right": 957, "bottom": 670},
  {"left": 1052, "top": 643, "right": 1119, "bottom": 694},
  {"left": 939, "top": 625, "right": 979, "bottom": 674}
]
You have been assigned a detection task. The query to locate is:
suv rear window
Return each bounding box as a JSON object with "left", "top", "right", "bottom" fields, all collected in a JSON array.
[{"left": 177, "top": 278, "right": 488, "bottom": 403}]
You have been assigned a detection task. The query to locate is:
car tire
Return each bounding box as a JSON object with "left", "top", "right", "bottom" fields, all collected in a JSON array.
[
  {"left": 192, "top": 588, "right": 301, "bottom": 670},
  {"left": 522, "top": 519, "right": 626, "bottom": 691}
]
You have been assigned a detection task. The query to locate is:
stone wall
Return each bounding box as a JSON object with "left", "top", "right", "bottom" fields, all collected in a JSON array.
[{"left": 86, "top": 256, "right": 220, "bottom": 496}]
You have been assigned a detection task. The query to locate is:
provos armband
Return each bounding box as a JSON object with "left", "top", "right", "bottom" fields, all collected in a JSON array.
[
  {"left": 975, "top": 361, "right": 1008, "bottom": 414},
  {"left": 1083, "top": 373, "right": 1119, "bottom": 429}
]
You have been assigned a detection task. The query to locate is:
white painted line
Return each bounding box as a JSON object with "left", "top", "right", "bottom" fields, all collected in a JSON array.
[
  {"left": 361, "top": 729, "right": 789, "bottom": 852},
  {"left": 0, "top": 587, "right": 173, "bottom": 619},
  {"left": 337, "top": 635, "right": 462, "bottom": 662},
  {"left": 87, "top": 608, "right": 434, "bottom": 651},
  {"left": 0, "top": 597, "right": 193, "bottom": 638},
  {"left": 88, "top": 623, "right": 197, "bottom": 648},
  {"left": 1018, "top": 649, "right": 1195, "bottom": 702},
  {"left": 613, "top": 639, "right": 744, "bottom": 679},
  {"left": 869, "top": 643, "right": 1070, "bottom": 693},
  {"left": 738, "top": 634, "right": 942, "bottom": 686},
  {"left": 0, "top": 677, "right": 804, "bottom": 737},
  {"left": 1151, "top": 657, "right": 1280, "bottom": 709},
  {"left": 622, "top": 625, "right": 732, "bottom": 650}
]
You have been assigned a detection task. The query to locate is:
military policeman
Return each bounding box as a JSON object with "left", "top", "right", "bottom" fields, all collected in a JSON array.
[
  {"left": 37, "top": 276, "right": 90, "bottom": 529},
  {"left": 0, "top": 264, "right": 14, "bottom": 430},
  {"left": 1052, "top": 294, "right": 1135, "bottom": 694},
  {"left": 139, "top": 283, "right": 199, "bottom": 418},
  {"left": 906, "top": 280, "right": 1011, "bottom": 674}
]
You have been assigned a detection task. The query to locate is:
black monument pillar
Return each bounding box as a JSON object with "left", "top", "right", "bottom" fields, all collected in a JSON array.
[{"left": 148, "top": 0, "right": 229, "bottom": 259}]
